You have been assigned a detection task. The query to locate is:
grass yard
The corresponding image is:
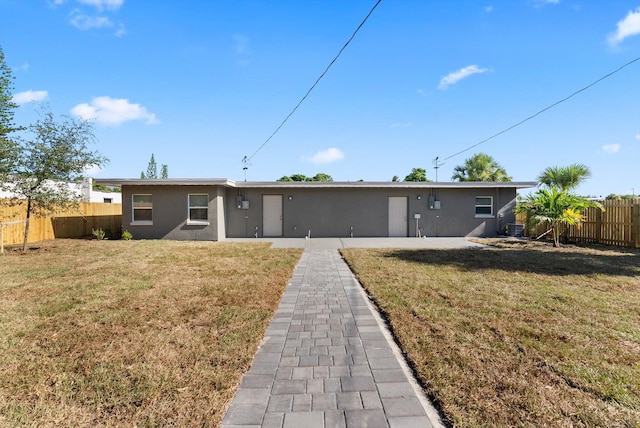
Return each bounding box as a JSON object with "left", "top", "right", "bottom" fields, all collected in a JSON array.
[
  {"left": 342, "top": 240, "right": 640, "bottom": 427},
  {"left": 0, "top": 239, "right": 302, "bottom": 427}
]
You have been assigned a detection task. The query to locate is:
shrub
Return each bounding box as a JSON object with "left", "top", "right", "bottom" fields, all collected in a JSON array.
[
  {"left": 121, "top": 230, "right": 133, "bottom": 240},
  {"left": 92, "top": 228, "right": 106, "bottom": 240}
]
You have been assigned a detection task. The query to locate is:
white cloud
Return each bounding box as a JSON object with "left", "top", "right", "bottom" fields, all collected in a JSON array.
[
  {"left": 438, "top": 65, "right": 489, "bottom": 90},
  {"left": 83, "top": 164, "right": 104, "bottom": 176},
  {"left": 608, "top": 7, "right": 640, "bottom": 46},
  {"left": 78, "top": 0, "right": 123, "bottom": 11},
  {"left": 71, "top": 96, "right": 159, "bottom": 126},
  {"left": 233, "top": 34, "right": 250, "bottom": 54},
  {"left": 12, "top": 62, "right": 29, "bottom": 73},
  {"left": 70, "top": 10, "right": 114, "bottom": 30},
  {"left": 635, "top": 133, "right": 640, "bottom": 141},
  {"left": 304, "top": 148, "right": 344, "bottom": 164},
  {"left": 484, "top": 6, "right": 493, "bottom": 13},
  {"left": 391, "top": 122, "right": 413, "bottom": 128},
  {"left": 602, "top": 143, "right": 620, "bottom": 154},
  {"left": 12, "top": 90, "right": 49, "bottom": 105}
]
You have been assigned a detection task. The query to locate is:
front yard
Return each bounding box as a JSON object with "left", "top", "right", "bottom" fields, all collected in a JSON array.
[{"left": 342, "top": 240, "right": 640, "bottom": 427}]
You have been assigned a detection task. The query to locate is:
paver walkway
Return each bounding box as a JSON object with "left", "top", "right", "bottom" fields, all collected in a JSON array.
[{"left": 221, "top": 249, "right": 443, "bottom": 428}]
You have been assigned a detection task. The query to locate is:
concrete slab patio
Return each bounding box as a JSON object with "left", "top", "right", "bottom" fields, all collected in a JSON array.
[
  {"left": 227, "top": 236, "right": 484, "bottom": 250},
  {"left": 220, "top": 244, "right": 457, "bottom": 428}
]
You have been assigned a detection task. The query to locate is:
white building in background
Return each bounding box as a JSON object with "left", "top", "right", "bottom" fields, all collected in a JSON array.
[{"left": 0, "top": 177, "right": 121, "bottom": 204}]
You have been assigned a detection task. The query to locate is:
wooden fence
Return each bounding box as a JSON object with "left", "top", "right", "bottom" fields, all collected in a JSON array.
[
  {"left": 516, "top": 199, "right": 640, "bottom": 248},
  {"left": 0, "top": 200, "right": 122, "bottom": 248}
]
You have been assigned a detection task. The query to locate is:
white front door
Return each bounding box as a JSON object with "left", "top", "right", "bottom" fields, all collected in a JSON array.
[
  {"left": 263, "top": 195, "right": 283, "bottom": 237},
  {"left": 388, "top": 196, "right": 408, "bottom": 237}
]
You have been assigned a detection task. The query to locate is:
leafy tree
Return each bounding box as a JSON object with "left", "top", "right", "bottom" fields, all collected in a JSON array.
[
  {"left": 277, "top": 173, "right": 333, "bottom": 182},
  {"left": 6, "top": 109, "right": 107, "bottom": 251},
  {"left": 161, "top": 164, "right": 168, "bottom": 179},
  {"left": 310, "top": 173, "right": 333, "bottom": 182},
  {"left": 391, "top": 175, "right": 399, "bottom": 182},
  {"left": 0, "top": 46, "right": 22, "bottom": 177},
  {"left": 537, "top": 164, "right": 591, "bottom": 192},
  {"left": 404, "top": 168, "right": 428, "bottom": 182},
  {"left": 451, "top": 153, "right": 512, "bottom": 182},
  {"left": 516, "top": 187, "right": 601, "bottom": 247}
]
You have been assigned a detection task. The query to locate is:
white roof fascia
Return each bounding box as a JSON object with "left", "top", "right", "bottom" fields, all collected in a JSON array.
[{"left": 95, "top": 179, "right": 538, "bottom": 190}]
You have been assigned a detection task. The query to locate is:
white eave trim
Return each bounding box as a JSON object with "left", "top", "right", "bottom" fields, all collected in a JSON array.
[{"left": 95, "top": 178, "right": 539, "bottom": 190}]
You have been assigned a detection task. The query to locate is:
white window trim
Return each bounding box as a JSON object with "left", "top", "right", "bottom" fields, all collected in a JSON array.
[
  {"left": 187, "top": 193, "right": 210, "bottom": 226},
  {"left": 131, "top": 194, "right": 153, "bottom": 225},
  {"left": 474, "top": 195, "right": 494, "bottom": 218}
]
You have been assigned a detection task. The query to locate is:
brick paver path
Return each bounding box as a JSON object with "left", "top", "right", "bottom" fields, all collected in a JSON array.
[{"left": 221, "top": 249, "right": 442, "bottom": 428}]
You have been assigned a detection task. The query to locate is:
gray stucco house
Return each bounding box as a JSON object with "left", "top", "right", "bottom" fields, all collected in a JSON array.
[{"left": 96, "top": 179, "right": 537, "bottom": 241}]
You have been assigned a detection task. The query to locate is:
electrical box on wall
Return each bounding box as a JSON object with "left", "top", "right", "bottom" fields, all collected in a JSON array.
[
  {"left": 428, "top": 195, "right": 441, "bottom": 210},
  {"left": 236, "top": 196, "right": 243, "bottom": 209},
  {"left": 241, "top": 200, "right": 250, "bottom": 210}
]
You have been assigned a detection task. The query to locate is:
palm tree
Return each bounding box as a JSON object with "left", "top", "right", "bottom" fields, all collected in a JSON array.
[
  {"left": 516, "top": 187, "right": 601, "bottom": 247},
  {"left": 537, "top": 164, "right": 591, "bottom": 192},
  {"left": 451, "top": 153, "right": 512, "bottom": 182}
]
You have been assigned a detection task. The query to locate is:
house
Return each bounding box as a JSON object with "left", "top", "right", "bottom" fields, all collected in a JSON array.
[
  {"left": 95, "top": 178, "right": 537, "bottom": 241},
  {"left": 0, "top": 177, "right": 122, "bottom": 204}
]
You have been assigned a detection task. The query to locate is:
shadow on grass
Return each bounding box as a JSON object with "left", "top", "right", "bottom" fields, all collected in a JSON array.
[{"left": 382, "top": 247, "right": 640, "bottom": 277}]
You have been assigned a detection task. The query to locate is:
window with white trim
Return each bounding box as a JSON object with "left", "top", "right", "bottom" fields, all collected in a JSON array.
[
  {"left": 188, "top": 194, "right": 209, "bottom": 224},
  {"left": 132, "top": 194, "right": 153, "bottom": 224},
  {"left": 475, "top": 196, "right": 493, "bottom": 217}
]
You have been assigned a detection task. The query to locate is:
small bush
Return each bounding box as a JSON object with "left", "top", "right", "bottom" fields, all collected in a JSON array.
[
  {"left": 92, "top": 228, "right": 106, "bottom": 240},
  {"left": 121, "top": 230, "right": 133, "bottom": 240}
]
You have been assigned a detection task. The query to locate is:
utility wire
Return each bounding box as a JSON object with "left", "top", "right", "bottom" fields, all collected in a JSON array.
[
  {"left": 442, "top": 55, "right": 640, "bottom": 162},
  {"left": 244, "top": 0, "right": 382, "bottom": 163}
]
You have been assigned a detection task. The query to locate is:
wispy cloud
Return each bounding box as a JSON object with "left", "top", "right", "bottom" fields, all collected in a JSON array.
[
  {"left": 635, "top": 133, "right": 640, "bottom": 141},
  {"left": 70, "top": 10, "right": 114, "bottom": 30},
  {"left": 77, "top": 0, "right": 123, "bottom": 11},
  {"left": 438, "top": 65, "right": 489, "bottom": 90},
  {"left": 71, "top": 96, "right": 159, "bottom": 126},
  {"left": 303, "top": 148, "right": 344, "bottom": 164},
  {"left": 391, "top": 122, "right": 413, "bottom": 128},
  {"left": 12, "top": 62, "right": 29, "bottom": 73},
  {"left": 532, "top": 0, "right": 559, "bottom": 7},
  {"left": 233, "top": 34, "right": 250, "bottom": 55},
  {"left": 484, "top": 6, "right": 493, "bottom": 13},
  {"left": 608, "top": 7, "right": 640, "bottom": 46},
  {"left": 12, "top": 90, "right": 49, "bottom": 105},
  {"left": 602, "top": 143, "right": 620, "bottom": 154}
]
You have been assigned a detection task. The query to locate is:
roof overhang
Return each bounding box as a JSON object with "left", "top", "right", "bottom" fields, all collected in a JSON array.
[{"left": 95, "top": 178, "right": 538, "bottom": 190}]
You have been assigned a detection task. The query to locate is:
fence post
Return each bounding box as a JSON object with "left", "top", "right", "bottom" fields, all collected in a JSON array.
[
  {"left": 595, "top": 208, "right": 602, "bottom": 244},
  {"left": 633, "top": 203, "right": 640, "bottom": 248}
]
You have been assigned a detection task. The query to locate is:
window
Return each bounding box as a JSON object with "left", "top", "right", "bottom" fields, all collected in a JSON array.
[
  {"left": 132, "top": 194, "right": 153, "bottom": 224},
  {"left": 475, "top": 196, "right": 493, "bottom": 217},
  {"left": 103, "top": 198, "right": 112, "bottom": 204},
  {"left": 188, "top": 194, "right": 209, "bottom": 224}
]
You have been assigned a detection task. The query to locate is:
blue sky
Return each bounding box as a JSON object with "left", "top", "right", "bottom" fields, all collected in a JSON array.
[{"left": 1, "top": 0, "right": 639, "bottom": 197}]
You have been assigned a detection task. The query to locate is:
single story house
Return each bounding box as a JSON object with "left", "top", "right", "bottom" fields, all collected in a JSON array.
[{"left": 96, "top": 178, "right": 537, "bottom": 241}]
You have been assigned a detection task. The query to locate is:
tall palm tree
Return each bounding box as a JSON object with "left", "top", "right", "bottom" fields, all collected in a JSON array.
[
  {"left": 451, "top": 153, "right": 512, "bottom": 182},
  {"left": 537, "top": 164, "right": 591, "bottom": 192}
]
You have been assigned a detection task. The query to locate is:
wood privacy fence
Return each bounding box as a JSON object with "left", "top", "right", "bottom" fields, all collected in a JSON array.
[
  {"left": 516, "top": 199, "right": 640, "bottom": 248},
  {"left": 0, "top": 200, "right": 122, "bottom": 247}
]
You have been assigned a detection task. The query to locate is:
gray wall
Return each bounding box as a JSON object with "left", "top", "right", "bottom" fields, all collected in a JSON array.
[
  {"left": 120, "top": 184, "right": 517, "bottom": 240},
  {"left": 121, "top": 185, "right": 224, "bottom": 241},
  {"left": 225, "top": 187, "right": 517, "bottom": 238}
]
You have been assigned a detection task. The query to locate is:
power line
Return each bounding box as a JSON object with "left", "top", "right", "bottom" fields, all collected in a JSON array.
[
  {"left": 244, "top": 0, "right": 382, "bottom": 164},
  {"left": 442, "top": 55, "right": 640, "bottom": 162}
]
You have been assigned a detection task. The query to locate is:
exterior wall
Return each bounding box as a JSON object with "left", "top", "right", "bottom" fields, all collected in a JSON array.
[
  {"left": 121, "top": 185, "right": 224, "bottom": 241},
  {"left": 224, "top": 186, "right": 517, "bottom": 238}
]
